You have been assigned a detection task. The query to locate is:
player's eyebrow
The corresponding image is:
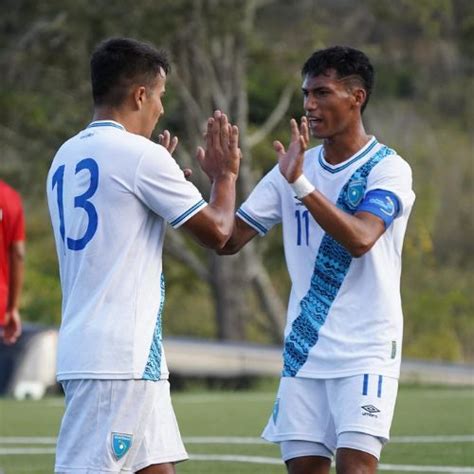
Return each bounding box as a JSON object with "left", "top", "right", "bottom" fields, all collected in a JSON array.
[{"left": 301, "top": 85, "right": 331, "bottom": 94}]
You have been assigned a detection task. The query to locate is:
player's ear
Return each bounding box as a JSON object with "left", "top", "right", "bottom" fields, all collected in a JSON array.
[
  {"left": 352, "top": 87, "right": 367, "bottom": 110},
  {"left": 133, "top": 86, "right": 147, "bottom": 110}
]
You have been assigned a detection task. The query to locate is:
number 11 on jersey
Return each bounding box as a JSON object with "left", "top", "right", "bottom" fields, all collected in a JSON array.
[{"left": 295, "top": 209, "right": 309, "bottom": 246}]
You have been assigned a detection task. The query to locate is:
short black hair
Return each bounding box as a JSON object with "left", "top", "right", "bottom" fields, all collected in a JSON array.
[
  {"left": 91, "top": 37, "right": 170, "bottom": 107},
  {"left": 302, "top": 46, "right": 374, "bottom": 112}
]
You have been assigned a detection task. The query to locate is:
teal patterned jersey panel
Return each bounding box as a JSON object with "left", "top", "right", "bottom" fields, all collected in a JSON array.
[{"left": 143, "top": 273, "right": 166, "bottom": 380}]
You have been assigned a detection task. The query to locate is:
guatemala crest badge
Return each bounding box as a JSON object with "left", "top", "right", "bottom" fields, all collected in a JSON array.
[
  {"left": 345, "top": 178, "right": 366, "bottom": 210},
  {"left": 111, "top": 432, "right": 133, "bottom": 460}
]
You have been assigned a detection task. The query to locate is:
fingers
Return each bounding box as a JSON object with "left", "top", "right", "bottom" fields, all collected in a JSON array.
[
  {"left": 220, "top": 112, "right": 229, "bottom": 149},
  {"left": 211, "top": 110, "right": 222, "bottom": 149},
  {"left": 169, "top": 136, "right": 178, "bottom": 155},
  {"left": 273, "top": 140, "right": 286, "bottom": 158},
  {"left": 158, "top": 130, "right": 179, "bottom": 155},
  {"left": 300, "top": 116, "right": 309, "bottom": 147},
  {"left": 195, "top": 146, "right": 205, "bottom": 168},
  {"left": 206, "top": 117, "right": 215, "bottom": 150},
  {"left": 290, "top": 118, "right": 299, "bottom": 143},
  {"left": 229, "top": 125, "right": 239, "bottom": 152},
  {"left": 183, "top": 168, "right": 193, "bottom": 179},
  {"left": 299, "top": 135, "right": 307, "bottom": 153}
]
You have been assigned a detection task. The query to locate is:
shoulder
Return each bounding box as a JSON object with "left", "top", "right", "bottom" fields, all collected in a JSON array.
[{"left": 373, "top": 145, "right": 413, "bottom": 181}]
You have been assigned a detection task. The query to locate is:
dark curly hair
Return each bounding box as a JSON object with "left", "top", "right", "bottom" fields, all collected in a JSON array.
[
  {"left": 91, "top": 37, "right": 170, "bottom": 107},
  {"left": 302, "top": 46, "right": 374, "bottom": 113}
]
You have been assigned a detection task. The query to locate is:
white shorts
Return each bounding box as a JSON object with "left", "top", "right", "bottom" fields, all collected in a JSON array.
[
  {"left": 262, "top": 374, "right": 398, "bottom": 459},
  {"left": 55, "top": 379, "right": 188, "bottom": 473}
]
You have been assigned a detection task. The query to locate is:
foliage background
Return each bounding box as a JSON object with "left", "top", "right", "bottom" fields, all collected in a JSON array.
[{"left": 0, "top": 0, "right": 472, "bottom": 361}]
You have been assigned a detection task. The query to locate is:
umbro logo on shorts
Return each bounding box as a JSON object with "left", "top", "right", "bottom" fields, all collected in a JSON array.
[
  {"left": 361, "top": 405, "right": 381, "bottom": 418},
  {"left": 111, "top": 432, "right": 133, "bottom": 460}
]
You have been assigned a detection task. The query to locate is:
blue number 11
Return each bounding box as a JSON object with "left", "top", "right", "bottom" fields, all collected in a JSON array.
[
  {"left": 295, "top": 209, "right": 309, "bottom": 246},
  {"left": 52, "top": 158, "right": 99, "bottom": 251}
]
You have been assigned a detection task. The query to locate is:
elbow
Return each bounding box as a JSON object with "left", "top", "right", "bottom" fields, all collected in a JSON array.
[
  {"left": 11, "top": 244, "right": 26, "bottom": 262},
  {"left": 216, "top": 241, "right": 240, "bottom": 255},
  {"left": 201, "top": 227, "right": 232, "bottom": 251},
  {"left": 347, "top": 237, "right": 375, "bottom": 258}
]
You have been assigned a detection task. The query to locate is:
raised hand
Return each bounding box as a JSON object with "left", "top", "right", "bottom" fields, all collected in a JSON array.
[
  {"left": 274, "top": 116, "right": 309, "bottom": 183},
  {"left": 196, "top": 110, "right": 241, "bottom": 181},
  {"left": 158, "top": 129, "right": 179, "bottom": 155}
]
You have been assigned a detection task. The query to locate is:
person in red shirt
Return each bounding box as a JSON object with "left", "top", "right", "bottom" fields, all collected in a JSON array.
[{"left": 0, "top": 180, "right": 25, "bottom": 345}]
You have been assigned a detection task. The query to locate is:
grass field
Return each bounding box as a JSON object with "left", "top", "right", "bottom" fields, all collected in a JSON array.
[{"left": 0, "top": 384, "right": 473, "bottom": 473}]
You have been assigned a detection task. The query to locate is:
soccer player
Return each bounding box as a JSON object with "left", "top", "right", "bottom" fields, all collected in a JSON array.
[
  {"left": 0, "top": 179, "right": 25, "bottom": 345},
  {"left": 47, "top": 38, "right": 240, "bottom": 474},
  {"left": 219, "top": 46, "right": 415, "bottom": 473}
]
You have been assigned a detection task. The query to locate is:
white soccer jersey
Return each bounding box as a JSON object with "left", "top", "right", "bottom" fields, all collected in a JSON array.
[
  {"left": 238, "top": 137, "right": 415, "bottom": 379},
  {"left": 47, "top": 120, "right": 206, "bottom": 381}
]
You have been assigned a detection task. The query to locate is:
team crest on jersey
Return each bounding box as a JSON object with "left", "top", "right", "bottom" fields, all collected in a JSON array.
[
  {"left": 272, "top": 398, "right": 280, "bottom": 424},
  {"left": 345, "top": 179, "right": 365, "bottom": 210},
  {"left": 111, "top": 432, "right": 133, "bottom": 460}
]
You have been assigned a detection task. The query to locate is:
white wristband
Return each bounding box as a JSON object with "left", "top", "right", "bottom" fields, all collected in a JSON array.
[{"left": 290, "top": 174, "right": 315, "bottom": 199}]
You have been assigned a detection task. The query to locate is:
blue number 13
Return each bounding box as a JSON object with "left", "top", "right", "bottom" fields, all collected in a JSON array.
[{"left": 52, "top": 158, "right": 99, "bottom": 251}]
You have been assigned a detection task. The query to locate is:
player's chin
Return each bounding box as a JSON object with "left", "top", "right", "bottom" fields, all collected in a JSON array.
[{"left": 310, "top": 127, "right": 326, "bottom": 139}]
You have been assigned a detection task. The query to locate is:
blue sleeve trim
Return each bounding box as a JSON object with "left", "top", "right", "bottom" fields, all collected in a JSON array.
[
  {"left": 170, "top": 199, "right": 206, "bottom": 227},
  {"left": 356, "top": 189, "right": 400, "bottom": 228},
  {"left": 236, "top": 208, "right": 268, "bottom": 235}
]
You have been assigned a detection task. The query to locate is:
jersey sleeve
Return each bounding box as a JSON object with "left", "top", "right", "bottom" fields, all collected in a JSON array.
[
  {"left": 134, "top": 143, "right": 207, "bottom": 228},
  {"left": 364, "top": 154, "right": 415, "bottom": 217},
  {"left": 237, "top": 166, "right": 282, "bottom": 236}
]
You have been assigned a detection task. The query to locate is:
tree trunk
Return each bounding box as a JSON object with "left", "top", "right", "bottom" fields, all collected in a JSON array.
[{"left": 167, "top": 0, "right": 286, "bottom": 343}]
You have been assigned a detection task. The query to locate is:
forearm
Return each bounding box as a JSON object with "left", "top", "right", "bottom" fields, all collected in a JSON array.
[
  {"left": 183, "top": 174, "right": 238, "bottom": 250},
  {"left": 217, "top": 216, "right": 257, "bottom": 255},
  {"left": 8, "top": 243, "right": 25, "bottom": 310},
  {"left": 301, "top": 191, "right": 383, "bottom": 257},
  {"left": 206, "top": 174, "right": 238, "bottom": 245}
]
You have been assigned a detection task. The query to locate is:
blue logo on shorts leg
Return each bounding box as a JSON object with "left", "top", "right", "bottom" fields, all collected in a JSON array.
[{"left": 111, "top": 433, "right": 133, "bottom": 460}]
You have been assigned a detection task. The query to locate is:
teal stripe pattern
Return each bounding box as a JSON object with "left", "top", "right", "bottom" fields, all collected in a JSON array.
[
  {"left": 237, "top": 208, "right": 268, "bottom": 235},
  {"left": 282, "top": 146, "right": 395, "bottom": 377},
  {"left": 143, "top": 273, "right": 165, "bottom": 380},
  {"left": 170, "top": 199, "right": 206, "bottom": 227}
]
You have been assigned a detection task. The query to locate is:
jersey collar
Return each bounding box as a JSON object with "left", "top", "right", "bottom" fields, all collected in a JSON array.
[
  {"left": 87, "top": 120, "right": 126, "bottom": 131},
  {"left": 318, "top": 136, "right": 378, "bottom": 174}
]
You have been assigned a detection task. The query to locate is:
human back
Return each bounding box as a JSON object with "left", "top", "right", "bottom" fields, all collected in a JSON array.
[{"left": 47, "top": 122, "right": 198, "bottom": 380}]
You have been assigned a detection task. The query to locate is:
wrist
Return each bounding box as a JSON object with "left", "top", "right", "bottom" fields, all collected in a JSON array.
[
  {"left": 290, "top": 174, "right": 315, "bottom": 199},
  {"left": 211, "top": 172, "right": 238, "bottom": 183}
]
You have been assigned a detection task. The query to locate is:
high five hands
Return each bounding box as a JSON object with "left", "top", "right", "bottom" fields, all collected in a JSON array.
[
  {"left": 274, "top": 116, "right": 309, "bottom": 183},
  {"left": 197, "top": 110, "right": 241, "bottom": 181}
]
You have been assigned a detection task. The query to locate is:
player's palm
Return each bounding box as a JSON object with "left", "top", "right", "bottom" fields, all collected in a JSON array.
[
  {"left": 198, "top": 110, "right": 241, "bottom": 180},
  {"left": 276, "top": 117, "right": 309, "bottom": 183}
]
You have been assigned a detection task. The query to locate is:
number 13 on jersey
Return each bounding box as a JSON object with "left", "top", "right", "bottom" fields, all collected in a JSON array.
[{"left": 51, "top": 158, "right": 99, "bottom": 251}]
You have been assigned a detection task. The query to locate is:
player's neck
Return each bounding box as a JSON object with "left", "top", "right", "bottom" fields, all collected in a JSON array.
[
  {"left": 322, "top": 123, "right": 371, "bottom": 165},
  {"left": 92, "top": 108, "right": 129, "bottom": 128}
]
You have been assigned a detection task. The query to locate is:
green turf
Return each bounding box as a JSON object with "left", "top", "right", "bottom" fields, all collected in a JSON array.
[{"left": 0, "top": 385, "right": 473, "bottom": 473}]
